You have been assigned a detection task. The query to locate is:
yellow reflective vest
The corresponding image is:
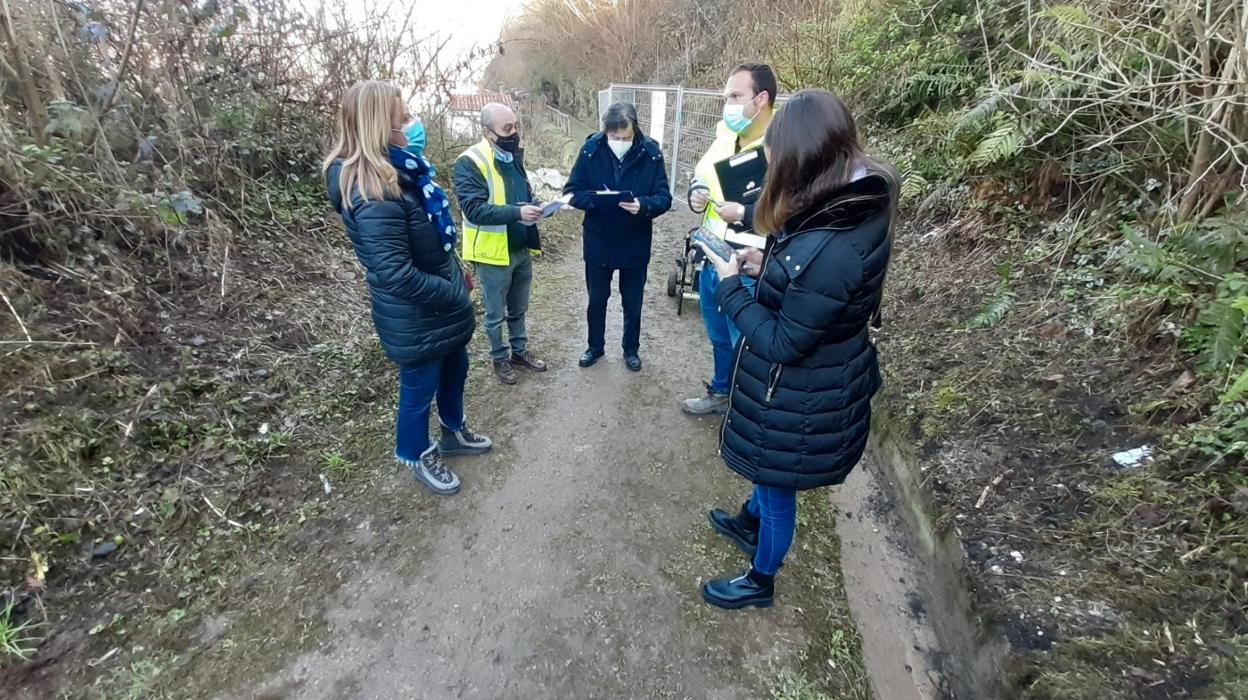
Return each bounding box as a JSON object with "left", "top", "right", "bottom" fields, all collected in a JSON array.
[
  {"left": 459, "top": 139, "right": 512, "bottom": 266},
  {"left": 692, "top": 121, "right": 766, "bottom": 236}
]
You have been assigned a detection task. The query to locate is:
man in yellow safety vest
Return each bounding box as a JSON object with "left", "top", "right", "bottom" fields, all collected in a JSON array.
[
  {"left": 682, "top": 63, "right": 777, "bottom": 415},
  {"left": 453, "top": 103, "right": 549, "bottom": 386}
]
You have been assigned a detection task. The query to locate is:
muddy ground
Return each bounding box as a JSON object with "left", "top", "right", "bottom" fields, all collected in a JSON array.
[{"left": 3, "top": 208, "right": 953, "bottom": 698}]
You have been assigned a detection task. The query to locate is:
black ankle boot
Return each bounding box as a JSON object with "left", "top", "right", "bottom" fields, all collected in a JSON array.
[
  {"left": 700, "top": 568, "right": 775, "bottom": 610},
  {"left": 708, "top": 501, "right": 760, "bottom": 556}
]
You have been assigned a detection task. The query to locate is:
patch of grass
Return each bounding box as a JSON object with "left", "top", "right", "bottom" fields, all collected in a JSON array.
[
  {"left": 769, "top": 667, "right": 838, "bottom": 700},
  {"left": 929, "top": 383, "right": 969, "bottom": 414},
  {"left": 321, "top": 451, "right": 356, "bottom": 480},
  {"left": 103, "top": 653, "right": 177, "bottom": 699},
  {"left": 781, "top": 492, "right": 872, "bottom": 700},
  {"left": 0, "top": 598, "right": 41, "bottom": 662}
]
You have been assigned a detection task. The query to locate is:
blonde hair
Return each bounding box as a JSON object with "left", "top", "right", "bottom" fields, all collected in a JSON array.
[{"left": 321, "top": 81, "right": 402, "bottom": 209}]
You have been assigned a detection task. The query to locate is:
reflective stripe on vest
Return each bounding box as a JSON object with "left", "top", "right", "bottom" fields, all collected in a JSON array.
[
  {"left": 693, "top": 121, "right": 766, "bottom": 236},
  {"left": 460, "top": 139, "right": 511, "bottom": 266}
]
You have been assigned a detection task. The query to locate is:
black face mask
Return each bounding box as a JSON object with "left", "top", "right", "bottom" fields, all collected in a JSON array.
[{"left": 491, "top": 130, "right": 521, "bottom": 155}]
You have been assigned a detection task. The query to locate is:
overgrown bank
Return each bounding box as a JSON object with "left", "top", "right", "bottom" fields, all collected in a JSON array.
[
  {"left": 0, "top": 0, "right": 475, "bottom": 692},
  {"left": 491, "top": 0, "right": 1247, "bottom": 696}
]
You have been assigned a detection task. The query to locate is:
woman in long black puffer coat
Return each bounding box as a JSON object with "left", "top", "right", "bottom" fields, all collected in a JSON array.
[{"left": 694, "top": 88, "right": 898, "bottom": 610}]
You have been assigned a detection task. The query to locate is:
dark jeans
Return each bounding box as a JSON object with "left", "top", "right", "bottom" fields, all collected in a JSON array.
[
  {"left": 395, "top": 348, "right": 468, "bottom": 461},
  {"left": 745, "top": 484, "right": 798, "bottom": 576},
  {"left": 699, "top": 266, "right": 755, "bottom": 394},
  {"left": 476, "top": 249, "right": 533, "bottom": 362},
  {"left": 585, "top": 263, "right": 647, "bottom": 353}
]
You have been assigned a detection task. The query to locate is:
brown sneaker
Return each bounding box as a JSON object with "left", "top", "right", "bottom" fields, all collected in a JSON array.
[
  {"left": 510, "top": 350, "right": 548, "bottom": 372},
  {"left": 493, "top": 360, "right": 518, "bottom": 385}
]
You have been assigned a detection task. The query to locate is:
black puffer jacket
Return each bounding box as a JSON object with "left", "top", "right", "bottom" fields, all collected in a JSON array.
[
  {"left": 326, "top": 161, "right": 474, "bottom": 366},
  {"left": 716, "top": 174, "right": 893, "bottom": 490}
]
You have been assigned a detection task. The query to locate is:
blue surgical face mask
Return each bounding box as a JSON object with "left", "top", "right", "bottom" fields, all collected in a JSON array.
[
  {"left": 402, "top": 120, "right": 427, "bottom": 156},
  {"left": 723, "top": 97, "right": 757, "bottom": 134}
]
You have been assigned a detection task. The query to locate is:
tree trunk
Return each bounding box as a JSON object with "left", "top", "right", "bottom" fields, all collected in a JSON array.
[{"left": 0, "top": 0, "right": 47, "bottom": 144}]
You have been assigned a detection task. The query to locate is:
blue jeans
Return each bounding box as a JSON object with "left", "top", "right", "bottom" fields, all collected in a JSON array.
[
  {"left": 395, "top": 348, "right": 468, "bottom": 461},
  {"left": 746, "top": 485, "right": 797, "bottom": 576},
  {"left": 699, "top": 266, "right": 756, "bottom": 394}
]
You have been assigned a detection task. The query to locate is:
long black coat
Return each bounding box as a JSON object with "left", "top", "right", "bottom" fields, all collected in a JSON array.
[
  {"left": 716, "top": 174, "right": 893, "bottom": 490},
  {"left": 564, "top": 133, "right": 672, "bottom": 269},
  {"left": 326, "top": 161, "right": 474, "bottom": 366}
]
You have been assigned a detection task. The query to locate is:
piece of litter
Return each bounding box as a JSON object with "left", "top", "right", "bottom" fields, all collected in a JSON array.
[
  {"left": 1010, "top": 550, "right": 1024, "bottom": 563},
  {"left": 1111, "top": 445, "right": 1153, "bottom": 469},
  {"left": 990, "top": 565, "right": 1005, "bottom": 575},
  {"left": 1054, "top": 596, "right": 1063, "bottom": 603},
  {"left": 319, "top": 473, "right": 333, "bottom": 495},
  {"left": 88, "top": 647, "right": 120, "bottom": 667}
]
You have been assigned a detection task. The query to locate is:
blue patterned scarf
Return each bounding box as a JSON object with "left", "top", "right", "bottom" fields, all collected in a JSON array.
[{"left": 388, "top": 145, "right": 456, "bottom": 252}]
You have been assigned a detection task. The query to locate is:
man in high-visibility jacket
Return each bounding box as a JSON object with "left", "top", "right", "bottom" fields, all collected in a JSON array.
[
  {"left": 453, "top": 103, "right": 548, "bottom": 386},
  {"left": 682, "top": 63, "right": 777, "bottom": 415}
]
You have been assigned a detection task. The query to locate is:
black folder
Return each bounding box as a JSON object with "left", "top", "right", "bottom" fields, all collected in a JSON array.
[{"left": 714, "top": 148, "right": 768, "bottom": 204}]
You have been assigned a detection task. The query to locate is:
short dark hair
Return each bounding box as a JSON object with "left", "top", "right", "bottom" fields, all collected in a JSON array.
[
  {"left": 602, "top": 102, "right": 641, "bottom": 136},
  {"left": 730, "top": 63, "right": 778, "bottom": 108}
]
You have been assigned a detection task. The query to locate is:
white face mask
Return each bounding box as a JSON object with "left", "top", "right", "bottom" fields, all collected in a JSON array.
[{"left": 608, "top": 138, "right": 631, "bottom": 160}]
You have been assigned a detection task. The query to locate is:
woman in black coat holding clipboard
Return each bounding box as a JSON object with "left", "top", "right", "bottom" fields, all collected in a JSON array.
[{"left": 564, "top": 102, "right": 672, "bottom": 371}]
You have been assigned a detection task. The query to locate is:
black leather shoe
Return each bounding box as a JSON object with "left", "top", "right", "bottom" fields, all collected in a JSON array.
[
  {"left": 623, "top": 352, "right": 642, "bottom": 372},
  {"left": 701, "top": 568, "right": 775, "bottom": 610},
  {"left": 579, "top": 349, "right": 604, "bottom": 368},
  {"left": 708, "top": 502, "right": 759, "bottom": 557}
]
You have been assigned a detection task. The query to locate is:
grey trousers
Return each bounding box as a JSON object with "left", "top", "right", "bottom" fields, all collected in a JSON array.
[{"left": 475, "top": 249, "right": 533, "bottom": 362}]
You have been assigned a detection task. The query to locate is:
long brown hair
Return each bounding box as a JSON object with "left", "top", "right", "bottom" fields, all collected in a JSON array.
[
  {"left": 753, "top": 89, "right": 897, "bottom": 234},
  {"left": 321, "top": 81, "right": 402, "bottom": 209}
]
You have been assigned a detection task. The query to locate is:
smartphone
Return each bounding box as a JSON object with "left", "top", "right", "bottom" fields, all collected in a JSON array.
[{"left": 692, "top": 227, "right": 735, "bottom": 263}]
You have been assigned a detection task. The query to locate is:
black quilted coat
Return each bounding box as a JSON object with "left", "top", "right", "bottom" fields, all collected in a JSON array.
[
  {"left": 326, "top": 161, "right": 474, "bottom": 366},
  {"left": 715, "top": 174, "right": 893, "bottom": 490}
]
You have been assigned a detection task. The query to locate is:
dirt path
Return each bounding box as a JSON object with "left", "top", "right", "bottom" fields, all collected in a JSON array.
[{"left": 183, "top": 213, "right": 947, "bottom": 700}]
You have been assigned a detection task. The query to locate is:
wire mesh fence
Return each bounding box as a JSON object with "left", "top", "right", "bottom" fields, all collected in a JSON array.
[{"left": 597, "top": 83, "right": 788, "bottom": 198}]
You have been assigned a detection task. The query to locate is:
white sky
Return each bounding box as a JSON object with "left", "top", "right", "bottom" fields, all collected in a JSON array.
[{"left": 299, "top": 0, "right": 528, "bottom": 79}]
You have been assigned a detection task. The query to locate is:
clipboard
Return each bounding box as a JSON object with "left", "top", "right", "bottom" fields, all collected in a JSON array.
[
  {"left": 714, "top": 148, "right": 768, "bottom": 205},
  {"left": 590, "top": 189, "right": 635, "bottom": 203}
]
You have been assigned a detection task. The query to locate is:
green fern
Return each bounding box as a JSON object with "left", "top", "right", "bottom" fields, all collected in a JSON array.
[
  {"left": 967, "top": 122, "right": 1023, "bottom": 167},
  {"left": 1120, "top": 226, "right": 1177, "bottom": 281},
  {"left": 1207, "top": 303, "right": 1246, "bottom": 373},
  {"left": 900, "top": 170, "right": 929, "bottom": 201},
  {"left": 1221, "top": 366, "right": 1248, "bottom": 404},
  {"left": 965, "top": 265, "right": 1017, "bottom": 329},
  {"left": 917, "top": 180, "right": 953, "bottom": 218},
  {"left": 956, "top": 94, "right": 1002, "bottom": 133},
  {"left": 1042, "top": 5, "right": 1093, "bottom": 27},
  {"left": 1182, "top": 216, "right": 1248, "bottom": 275},
  {"left": 956, "top": 83, "right": 1023, "bottom": 134},
  {"left": 1187, "top": 276, "right": 1248, "bottom": 373},
  {"left": 1042, "top": 40, "right": 1076, "bottom": 69}
]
